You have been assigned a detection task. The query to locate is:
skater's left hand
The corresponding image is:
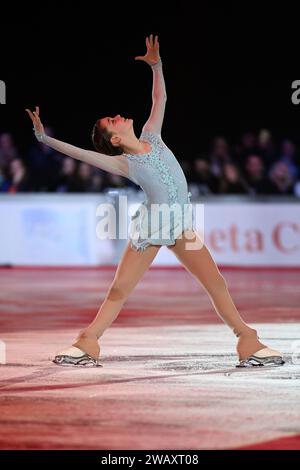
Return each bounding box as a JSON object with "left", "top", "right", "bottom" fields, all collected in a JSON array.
[
  {"left": 25, "top": 106, "right": 45, "bottom": 135},
  {"left": 135, "top": 34, "right": 160, "bottom": 66}
]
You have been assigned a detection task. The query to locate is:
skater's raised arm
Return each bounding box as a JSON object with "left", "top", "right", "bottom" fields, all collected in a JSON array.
[
  {"left": 25, "top": 107, "right": 128, "bottom": 177},
  {"left": 135, "top": 35, "right": 167, "bottom": 136}
]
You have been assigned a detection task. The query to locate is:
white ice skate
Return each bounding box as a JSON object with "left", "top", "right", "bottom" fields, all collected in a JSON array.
[
  {"left": 52, "top": 346, "right": 102, "bottom": 367},
  {"left": 236, "top": 347, "right": 285, "bottom": 368}
]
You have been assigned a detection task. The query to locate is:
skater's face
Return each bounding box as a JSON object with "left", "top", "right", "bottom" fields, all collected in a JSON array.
[
  {"left": 99, "top": 115, "right": 133, "bottom": 138},
  {"left": 94, "top": 115, "right": 134, "bottom": 153}
]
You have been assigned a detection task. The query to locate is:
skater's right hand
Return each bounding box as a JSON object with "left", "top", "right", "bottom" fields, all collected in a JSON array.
[
  {"left": 135, "top": 34, "right": 161, "bottom": 66},
  {"left": 25, "top": 106, "right": 45, "bottom": 136}
]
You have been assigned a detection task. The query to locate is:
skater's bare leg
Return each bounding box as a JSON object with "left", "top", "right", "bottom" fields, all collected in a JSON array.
[
  {"left": 72, "top": 242, "right": 161, "bottom": 359},
  {"left": 167, "top": 229, "right": 269, "bottom": 360}
]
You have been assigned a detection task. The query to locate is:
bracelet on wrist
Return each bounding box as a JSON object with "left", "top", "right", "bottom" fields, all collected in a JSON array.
[{"left": 34, "top": 128, "right": 46, "bottom": 143}]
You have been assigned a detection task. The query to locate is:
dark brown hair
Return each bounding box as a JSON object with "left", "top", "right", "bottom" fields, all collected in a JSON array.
[{"left": 91, "top": 119, "right": 123, "bottom": 156}]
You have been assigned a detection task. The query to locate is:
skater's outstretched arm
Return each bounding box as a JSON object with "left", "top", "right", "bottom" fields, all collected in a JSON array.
[
  {"left": 25, "top": 107, "right": 128, "bottom": 177},
  {"left": 135, "top": 34, "right": 167, "bottom": 136}
]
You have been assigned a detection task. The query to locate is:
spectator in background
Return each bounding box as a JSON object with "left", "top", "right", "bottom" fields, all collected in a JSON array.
[
  {"left": 279, "top": 139, "right": 299, "bottom": 180},
  {"left": 219, "top": 163, "right": 250, "bottom": 194},
  {"left": 75, "top": 163, "right": 94, "bottom": 192},
  {"left": 56, "top": 159, "right": 115, "bottom": 193},
  {"left": 0, "top": 133, "right": 19, "bottom": 171},
  {"left": 209, "top": 137, "right": 232, "bottom": 178},
  {"left": 7, "top": 158, "right": 31, "bottom": 192},
  {"left": 74, "top": 163, "right": 108, "bottom": 192},
  {"left": 234, "top": 131, "right": 259, "bottom": 168},
  {"left": 244, "top": 154, "right": 269, "bottom": 195},
  {"left": 56, "top": 157, "right": 82, "bottom": 192},
  {"left": 257, "top": 129, "right": 277, "bottom": 170},
  {"left": 89, "top": 170, "right": 108, "bottom": 193},
  {"left": 0, "top": 167, "right": 10, "bottom": 192},
  {"left": 267, "top": 161, "right": 294, "bottom": 195},
  {"left": 294, "top": 179, "right": 300, "bottom": 197},
  {"left": 26, "top": 126, "right": 63, "bottom": 191},
  {"left": 191, "top": 156, "right": 219, "bottom": 195},
  {"left": 106, "top": 173, "right": 127, "bottom": 189}
]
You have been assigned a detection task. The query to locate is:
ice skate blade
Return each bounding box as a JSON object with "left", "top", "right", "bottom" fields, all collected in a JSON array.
[
  {"left": 53, "top": 354, "right": 102, "bottom": 368},
  {"left": 236, "top": 355, "right": 285, "bottom": 368}
]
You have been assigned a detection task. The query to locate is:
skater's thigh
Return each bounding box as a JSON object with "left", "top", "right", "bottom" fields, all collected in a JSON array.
[
  {"left": 112, "top": 241, "right": 161, "bottom": 291},
  {"left": 167, "top": 229, "right": 224, "bottom": 288}
]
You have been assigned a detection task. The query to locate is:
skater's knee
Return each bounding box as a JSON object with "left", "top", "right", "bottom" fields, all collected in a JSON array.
[{"left": 106, "top": 283, "right": 129, "bottom": 301}]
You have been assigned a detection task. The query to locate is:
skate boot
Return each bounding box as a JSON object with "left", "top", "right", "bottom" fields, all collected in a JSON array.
[
  {"left": 53, "top": 346, "right": 102, "bottom": 367},
  {"left": 53, "top": 331, "right": 101, "bottom": 367},
  {"left": 235, "top": 329, "right": 285, "bottom": 368}
]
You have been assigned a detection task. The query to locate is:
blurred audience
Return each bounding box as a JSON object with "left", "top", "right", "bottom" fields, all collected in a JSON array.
[
  {"left": 219, "top": 163, "right": 249, "bottom": 194},
  {"left": 89, "top": 171, "right": 108, "bottom": 192},
  {"left": 0, "top": 127, "right": 299, "bottom": 196},
  {"left": 234, "top": 132, "right": 259, "bottom": 168},
  {"left": 56, "top": 157, "right": 82, "bottom": 192},
  {"left": 244, "top": 154, "right": 269, "bottom": 195},
  {"left": 26, "top": 126, "right": 62, "bottom": 191},
  {"left": 0, "top": 133, "right": 19, "bottom": 171},
  {"left": 0, "top": 167, "right": 10, "bottom": 192},
  {"left": 279, "top": 139, "right": 299, "bottom": 180},
  {"left": 209, "top": 137, "right": 232, "bottom": 177},
  {"left": 267, "top": 161, "right": 294, "bottom": 195},
  {"left": 191, "top": 156, "right": 219, "bottom": 195},
  {"left": 7, "top": 158, "right": 31, "bottom": 192}
]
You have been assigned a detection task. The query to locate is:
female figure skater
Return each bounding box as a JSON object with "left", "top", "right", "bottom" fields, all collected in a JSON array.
[{"left": 26, "top": 35, "right": 284, "bottom": 368}]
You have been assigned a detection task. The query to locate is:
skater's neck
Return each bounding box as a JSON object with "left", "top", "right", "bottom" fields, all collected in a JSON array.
[{"left": 122, "top": 137, "right": 151, "bottom": 156}]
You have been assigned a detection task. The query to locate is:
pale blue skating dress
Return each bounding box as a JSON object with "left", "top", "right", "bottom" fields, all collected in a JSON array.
[{"left": 124, "top": 129, "right": 193, "bottom": 252}]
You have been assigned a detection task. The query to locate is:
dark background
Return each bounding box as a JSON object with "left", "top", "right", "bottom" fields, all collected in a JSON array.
[{"left": 1, "top": 1, "right": 299, "bottom": 160}]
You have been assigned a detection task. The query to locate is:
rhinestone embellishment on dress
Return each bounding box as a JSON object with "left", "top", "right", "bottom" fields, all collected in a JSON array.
[{"left": 125, "top": 131, "right": 178, "bottom": 204}]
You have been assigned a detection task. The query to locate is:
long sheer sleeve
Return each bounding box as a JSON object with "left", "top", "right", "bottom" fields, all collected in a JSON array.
[
  {"left": 35, "top": 131, "right": 129, "bottom": 178},
  {"left": 142, "top": 59, "right": 167, "bottom": 136},
  {"left": 151, "top": 59, "right": 167, "bottom": 100}
]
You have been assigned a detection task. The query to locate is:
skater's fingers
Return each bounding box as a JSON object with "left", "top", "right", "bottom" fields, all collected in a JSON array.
[
  {"left": 150, "top": 34, "right": 153, "bottom": 47},
  {"left": 25, "top": 109, "right": 35, "bottom": 122},
  {"left": 33, "top": 112, "right": 42, "bottom": 126},
  {"left": 146, "top": 36, "right": 150, "bottom": 49},
  {"left": 35, "top": 106, "right": 40, "bottom": 116}
]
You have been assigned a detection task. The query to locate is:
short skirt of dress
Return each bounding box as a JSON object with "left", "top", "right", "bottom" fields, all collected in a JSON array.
[{"left": 128, "top": 195, "right": 194, "bottom": 252}]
